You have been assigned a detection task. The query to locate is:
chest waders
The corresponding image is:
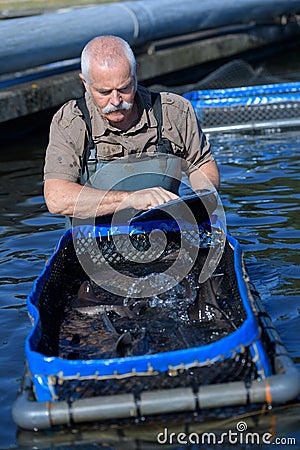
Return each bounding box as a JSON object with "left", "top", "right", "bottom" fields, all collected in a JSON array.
[{"left": 66, "top": 93, "right": 182, "bottom": 227}]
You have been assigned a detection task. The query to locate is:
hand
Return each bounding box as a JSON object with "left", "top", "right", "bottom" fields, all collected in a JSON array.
[{"left": 120, "top": 186, "right": 179, "bottom": 211}]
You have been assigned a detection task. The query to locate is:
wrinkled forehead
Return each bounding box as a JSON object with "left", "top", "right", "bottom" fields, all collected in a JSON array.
[
  {"left": 89, "top": 57, "right": 133, "bottom": 83},
  {"left": 89, "top": 63, "right": 134, "bottom": 91}
]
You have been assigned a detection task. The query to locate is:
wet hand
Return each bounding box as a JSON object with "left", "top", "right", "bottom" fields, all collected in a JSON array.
[{"left": 120, "top": 186, "right": 179, "bottom": 211}]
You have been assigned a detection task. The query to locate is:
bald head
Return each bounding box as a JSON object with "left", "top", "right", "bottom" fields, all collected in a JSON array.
[{"left": 81, "top": 36, "right": 137, "bottom": 86}]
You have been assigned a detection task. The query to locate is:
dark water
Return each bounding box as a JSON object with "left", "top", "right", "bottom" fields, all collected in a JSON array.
[{"left": 0, "top": 126, "right": 299, "bottom": 448}]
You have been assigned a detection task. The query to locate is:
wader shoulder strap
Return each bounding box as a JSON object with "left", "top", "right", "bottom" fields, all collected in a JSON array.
[
  {"left": 76, "top": 97, "right": 97, "bottom": 183},
  {"left": 151, "top": 92, "right": 173, "bottom": 154},
  {"left": 77, "top": 93, "right": 173, "bottom": 183}
]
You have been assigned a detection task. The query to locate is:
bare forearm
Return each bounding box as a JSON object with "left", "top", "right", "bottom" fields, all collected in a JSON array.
[
  {"left": 44, "top": 179, "right": 178, "bottom": 218},
  {"left": 44, "top": 179, "right": 129, "bottom": 218},
  {"left": 189, "top": 160, "right": 220, "bottom": 191}
]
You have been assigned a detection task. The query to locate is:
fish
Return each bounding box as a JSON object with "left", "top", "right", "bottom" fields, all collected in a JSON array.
[
  {"left": 115, "top": 332, "right": 133, "bottom": 357},
  {"left": 182, "top": 277, "right": 193, "bottom": 301},
  {"left": 101, "top": 310, "right": 133, "bottom": 357},
  {"left": 63, "top": 272, "right": 230, "bottom": 362},
  {"left": 71, "top": 280, "right": 134, "bottom": 317},
  {"left": 187, "top": 274, "right": 224, "bottom": 321}
]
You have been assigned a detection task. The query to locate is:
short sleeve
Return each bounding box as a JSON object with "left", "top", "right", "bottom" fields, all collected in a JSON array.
[{"left": 43, "top": 102, "right": 85, "bottom": 182}]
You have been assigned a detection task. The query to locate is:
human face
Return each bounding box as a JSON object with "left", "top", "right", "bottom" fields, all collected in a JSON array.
[{"left": 80, "top": 59, "right": 136, "bottom": 129}]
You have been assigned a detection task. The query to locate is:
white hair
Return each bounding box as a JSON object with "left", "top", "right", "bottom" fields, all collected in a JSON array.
[{"left": 81, "top": 35, "right": 137, "bottom": 88}]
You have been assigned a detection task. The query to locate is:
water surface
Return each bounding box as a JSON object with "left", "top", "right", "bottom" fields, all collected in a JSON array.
[{"left": 0, "top": 126, "right": 299, "bottom": 448}]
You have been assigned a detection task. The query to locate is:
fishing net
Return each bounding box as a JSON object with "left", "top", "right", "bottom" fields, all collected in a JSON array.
[
  {"left": 190, "top": 98, "right": 300, "bottom": 129},
  {"left": 186, "top": 59, "right": 286, "bottom": 90},
  {"left": 28, "top": 220, "right": 269, "bottom": 404},
  {"left": 150, "top": 59, "right": 286, "bottom": 94},
  {"left": 182, "top": 60, "right": 300, "bottom": 130},
  {"left": 151, "top": 59, "right": 300, "bottom": 130}
]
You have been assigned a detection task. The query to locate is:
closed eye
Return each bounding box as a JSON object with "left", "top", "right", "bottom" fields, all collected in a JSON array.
[{"left": 97, "top": 81, "right": 134, "bottom": 96}]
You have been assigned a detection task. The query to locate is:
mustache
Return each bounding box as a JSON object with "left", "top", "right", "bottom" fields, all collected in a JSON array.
[{"left": 102, "top": 101, "right": 133, "bottom": 114}]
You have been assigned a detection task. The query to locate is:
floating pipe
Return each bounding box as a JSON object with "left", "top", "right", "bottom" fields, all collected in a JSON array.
[
  {"left": 12, "top": 346, "right": 300, "bottom": 430},
  {"left": 1, "top": 0, "right": 300, "bottom": 75}
]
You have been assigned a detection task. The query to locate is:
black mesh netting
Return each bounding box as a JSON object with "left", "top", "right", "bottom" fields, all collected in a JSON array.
[
  {"left": 55, "top": 350, "right": 255, "bottom": 401},
  {"left": 150, "top": 59, "right": 300, "bottom": 129},
  {"left": 35, "top": 227, "right": 260, "bottom": 402},
  {"left": 150, "top": 59, "right": 288, "bottom": 94},
  {"left": 199, "top": 101, "right": 300, "bottom": 128},
  {"left": 189, "top": 60, "right": 300, "bottom": 129},
  {"left": 185, "top": 59, "right": 286, "bottom": 91}
]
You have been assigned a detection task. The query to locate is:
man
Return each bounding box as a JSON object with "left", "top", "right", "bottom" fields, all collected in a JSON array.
[{"left": 44, "top": 35, "right": 219, "bottom": 221}]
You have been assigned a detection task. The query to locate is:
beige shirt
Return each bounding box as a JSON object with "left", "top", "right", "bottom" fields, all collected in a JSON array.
[{"left": 44, "top": 85, "right": 213, "bottom": 183}]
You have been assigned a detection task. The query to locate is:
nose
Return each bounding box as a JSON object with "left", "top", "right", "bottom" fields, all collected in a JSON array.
[{"left": 110, "top": 89, "right": 122, "bottom": 106}]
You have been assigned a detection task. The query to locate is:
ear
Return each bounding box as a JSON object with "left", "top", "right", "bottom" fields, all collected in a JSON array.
[{"left": 79, "top": 73, "right": 87, "bottom": 90}]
